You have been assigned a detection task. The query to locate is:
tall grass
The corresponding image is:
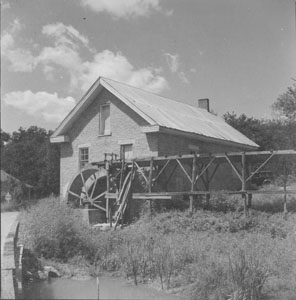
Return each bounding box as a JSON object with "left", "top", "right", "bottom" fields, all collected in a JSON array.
[{"left": 19, "top": 195, "right": 296, "bottom": 299}]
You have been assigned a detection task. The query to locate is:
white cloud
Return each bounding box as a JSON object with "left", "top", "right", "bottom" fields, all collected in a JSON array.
[
  {"left": 164, "top": 52, "right": 190, "bottom": 84},
  {"left": 1, "top": 18, "right": 22, "bottom": 52},
  {"left": 80, "top": 0, "right": 162, "bottom": 19},
  {"left": 6, "top": 48, "right": 36, "bottom": 72},
  {"left": 36, "top": 24, "right": 168, "bottom": 93},
  {"left": 80, "top": 50, "right": 168, "bottom": 93},
  {"left": 38, "top": 45, "right": 83, "bottom": 87},
  {"left": 3, "top": 90, "right": 76, "bottom": 122},
  {"left": 1, "top": 31, "right": 14, "bottom": 52},
  {"left": 178, "top": 72, "right": 189, "bottom": 84},
  {"left": 1, "top": 18, "right": 36, "bottom": 72},
  {"left": 164, "top": 53, "right": 179, "bottom": 73},
  {"left": 2, "top": 21, "right": 168, "bottom": 94},
  {"left": 42, "top": 23, "right": 92, "bottom": 51},
  {"left": 43, "top": 65, "right": 55, "bottom": 81}
]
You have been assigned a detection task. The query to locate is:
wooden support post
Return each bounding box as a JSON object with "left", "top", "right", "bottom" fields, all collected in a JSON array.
[
  {"left": 149, "top": 157, "right": 154, "bottom": 215},
  {"left": 246, "top": 162, "right": 252, "bottom": 209},
  {"left": 205, "top": 169, "right": 210, "bottom": 208},
  {"left": 148, "top": 157, "right": 153, "bottom": 193},
  {"left": 283, "top": 160, "right": 288, "bottom": 216},
  {"left": 119, "top": 160, "right": 124, "bottom": 192},
  {"left": 190, "top": 155, "right": 196, "bottom": 212},
  {"left": 105, "top": 160, "right": 110, "bottom": 223},
  {"left": 241, "top": 152, "right": 248, "bottom": 217}
]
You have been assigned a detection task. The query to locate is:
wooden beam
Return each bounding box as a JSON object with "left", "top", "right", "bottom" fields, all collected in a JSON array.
[
  {"left": 224, "top": 154, "right": 243, "bottom": 182},
  {"left": 176, "top": 159, "right": 192, "bottom": 184},
  {"left": 132, "top": 195, "right": 172, "bottom": 200},
  {"left": 91, "top": 149, "right": 296, "bottom": 167},
  {"left": 153, "top": 159, "right": 171, "bottom": 183},
  {"left": 245, "top": 152, "right": 275, "bottom": 183},
  {"left": 106, "top": 193, "right": 118, "bottom": 199},
  {"left": 133, "top": 191, "right": 211, "bottom": 197},
  {"left": 194, "top": 157, "right": 216, "bottom": 185},
  {"left": 196, "top": 163, "right": 208, "bottom": 188},
  {"left": 132, "top": 189, "right": 296, "bottom": 198},
  {"left": 163, "top": 163, "right": 178, "bottom": 190},
  {"left": 208, "top": 161, "right": 220, "bottom": 183},
  {"left": 134, "top": 161, "right": 149, "bottom": 184}
]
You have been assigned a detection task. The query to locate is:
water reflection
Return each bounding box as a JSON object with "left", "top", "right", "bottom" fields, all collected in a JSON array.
[{"left": 23, "top": 276, "right": 178, "bottom": 300}]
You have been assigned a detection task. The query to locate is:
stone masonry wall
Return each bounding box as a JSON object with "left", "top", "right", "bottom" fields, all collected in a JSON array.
[{"left": 60, "top": 88, "right": 158, "bottom": 197}]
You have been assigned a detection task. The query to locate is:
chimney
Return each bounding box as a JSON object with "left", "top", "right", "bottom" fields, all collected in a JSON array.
[{"left": 198, "top": 98, "right": 210, "bottom": 112}]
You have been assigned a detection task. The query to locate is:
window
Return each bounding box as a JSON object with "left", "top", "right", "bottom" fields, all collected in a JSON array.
[
  {"left": 79, "top": 148, "right": 89, "bottom": 169},
  {"left": 120, "top": 144, "right": 133, "bottom": 160},
  {"left": 99, "top": 104, "right": 110, "bottom": 135},
  {"left": 189, "top": 145, "right": 200, "bottom": 154}
]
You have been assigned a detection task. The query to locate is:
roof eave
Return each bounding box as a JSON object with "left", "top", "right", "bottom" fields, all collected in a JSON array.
[
  {"left": 51, "top": 77, "right": 104, "bottom": 138},
  {"left": 141, "top": 125, "right": 259, "bottom": 150}
]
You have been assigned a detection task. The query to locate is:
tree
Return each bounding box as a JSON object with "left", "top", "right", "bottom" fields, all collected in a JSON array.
[
  {"left": 1, "top": 129, "right": 11, "bottom": 147},
  {"left": 223, "top": 112, "right": 268, "bottom": 149},
  {"left": 1, "top": 126, "right": 60, "bottom": 197},
  {"left": 272, "top": 83, "right": 296, "bottom": 120},
  {"left": 223, "top": 112, "right": 296, "bottom": 150}
]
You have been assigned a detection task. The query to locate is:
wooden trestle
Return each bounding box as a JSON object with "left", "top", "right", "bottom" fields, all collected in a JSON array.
[{"left": 95, "top": 150, "right": 296, "bottom": 225}]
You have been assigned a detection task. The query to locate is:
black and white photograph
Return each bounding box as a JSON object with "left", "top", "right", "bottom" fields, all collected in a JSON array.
[{"left": 1, "top": 0, "right": 296, "bottom": 299}]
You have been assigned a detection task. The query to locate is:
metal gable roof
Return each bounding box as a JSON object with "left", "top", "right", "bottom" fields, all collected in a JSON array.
[
  {"left": 52, "top": 77, "right": 259, "bottom": 148},
  {"left": 100, "top": 78, "right": 259, "bottom": 148}
]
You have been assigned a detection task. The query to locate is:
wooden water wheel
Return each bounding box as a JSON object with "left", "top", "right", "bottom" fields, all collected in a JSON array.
[{"left": 66, "top": 166, "right": 117, "bottom": 213}]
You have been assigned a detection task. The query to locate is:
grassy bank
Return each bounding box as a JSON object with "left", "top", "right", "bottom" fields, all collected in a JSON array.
[{"left": 19, "top": 195, "right": 296, "bottom": 299}]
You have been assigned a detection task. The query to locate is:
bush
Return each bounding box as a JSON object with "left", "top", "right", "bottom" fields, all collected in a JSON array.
[{"left": 20, "top": 197, "right": 89, "bottom": 261}]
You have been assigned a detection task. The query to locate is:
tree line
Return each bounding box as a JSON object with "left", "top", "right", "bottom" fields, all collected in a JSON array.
[
  {"left": 1, "top": 126, "right": 60, "bottom": 199},
  {"left": 1, "top": 84, "right": 295, "bottom": 198},
  {"left": 223, "top": 83, "right": 296, "bottom": 150}
]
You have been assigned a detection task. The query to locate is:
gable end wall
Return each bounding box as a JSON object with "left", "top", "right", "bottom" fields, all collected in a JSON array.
[{"left": 59, "top": 88, "right": 158, "bottom": 197}]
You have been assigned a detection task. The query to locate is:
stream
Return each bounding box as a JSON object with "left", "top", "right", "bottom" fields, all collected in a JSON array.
[{"left": 23, "top": 275, "right": 180, "bottom": 300}]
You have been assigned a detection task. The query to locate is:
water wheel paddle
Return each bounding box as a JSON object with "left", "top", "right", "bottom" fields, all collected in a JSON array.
[{"left": 66, "top": 166, "right": 117, "bottom": 212}]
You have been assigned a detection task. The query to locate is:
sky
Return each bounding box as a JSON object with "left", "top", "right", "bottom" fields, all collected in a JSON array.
[{"left": 1, "top": 0, "right": 296, "bottom": 133}]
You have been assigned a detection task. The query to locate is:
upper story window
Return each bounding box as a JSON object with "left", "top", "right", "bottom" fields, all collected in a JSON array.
[
  {"left": 99, "top": 104, "right": 110, "bottom": 135},
  {"left": 79, "top": 147, "right": 89, "bottom": 169}
]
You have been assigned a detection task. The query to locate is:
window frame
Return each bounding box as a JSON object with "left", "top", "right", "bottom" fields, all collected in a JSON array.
[
  {"left": 99, "top": 103, "right": 111, "bottom": 136},
  {"left": 79, "top": 147, "right": 89, "bottom": 169},
  {"left": 120, "top": 144, "right": 133, "bottom": 161}
]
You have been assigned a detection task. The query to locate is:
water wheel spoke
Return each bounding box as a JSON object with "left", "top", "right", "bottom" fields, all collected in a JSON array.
[
  {"left": 90, "top": 174, "right": 97, "bottom": 199},
  {"left": 92, "top": 203, "right": 107, "bottom": 212},
  {"left": 68, "top": 190, "right": 82, "bottom": 199},
  {"left": 92, "top": 191, "right": 106, "bottom": 202},
  {"left": 81, "top": 172, "right": 90, "bottom": 199}
]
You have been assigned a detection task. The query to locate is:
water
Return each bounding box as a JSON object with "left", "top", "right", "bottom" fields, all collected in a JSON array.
[{"left": 23, "top": 276, "right": 179, "bottom": 299}]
